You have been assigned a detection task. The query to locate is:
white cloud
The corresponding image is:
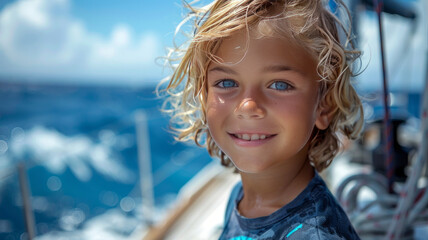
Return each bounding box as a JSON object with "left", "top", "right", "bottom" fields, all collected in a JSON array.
[{"left": 0, "top": 0, "right": 163, "bottom": 85}]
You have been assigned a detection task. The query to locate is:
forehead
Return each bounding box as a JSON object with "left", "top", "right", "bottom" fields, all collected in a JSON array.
[{"left": 211, "top": 30, "right": 317, "bottom": 78}]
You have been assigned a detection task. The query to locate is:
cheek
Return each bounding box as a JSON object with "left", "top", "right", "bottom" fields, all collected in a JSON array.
[
  {"left": 273, "top": 97, "right": 318, "bottom": 128},
  {"left": 205, "top": 94, "right": 235, "bottom": 163},
  {"left": 206, "top": 92, "right": 230, "bottom": 135}
]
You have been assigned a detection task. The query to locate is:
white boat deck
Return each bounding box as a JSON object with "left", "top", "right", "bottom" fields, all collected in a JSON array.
[{"left": 143, "top": 163, "right": 240, "bottom": 240}]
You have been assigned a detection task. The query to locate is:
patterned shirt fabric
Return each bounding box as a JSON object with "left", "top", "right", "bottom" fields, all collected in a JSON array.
[{"left": 219, "top": 172, "right": 360, "bottom": 240}]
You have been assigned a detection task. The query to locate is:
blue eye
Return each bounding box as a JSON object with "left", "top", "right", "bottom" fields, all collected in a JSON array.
[
  {"left": 216, "top": 79, "right": 238, "bottom": 88},
  {"left": 269, "top": 81, "right": 292, "bottom": 91}
]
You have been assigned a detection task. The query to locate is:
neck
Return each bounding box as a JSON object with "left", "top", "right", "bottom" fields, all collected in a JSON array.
[{"left": 238, "top": 158, "right": 314, "bottom": 218}]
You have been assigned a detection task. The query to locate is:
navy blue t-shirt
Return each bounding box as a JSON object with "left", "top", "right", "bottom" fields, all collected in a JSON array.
[{"left": 219, "top": 172, "right": 360, "bottom": 240}]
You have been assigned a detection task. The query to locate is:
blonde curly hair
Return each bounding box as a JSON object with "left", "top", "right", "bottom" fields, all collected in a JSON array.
[{"left": 160, "top": 0, "right": 364, "bottom": 172}]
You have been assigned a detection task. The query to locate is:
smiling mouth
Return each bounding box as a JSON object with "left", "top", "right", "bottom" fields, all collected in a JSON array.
[{"left": 231, "top": 133, "right": 276, "bottom": 141}]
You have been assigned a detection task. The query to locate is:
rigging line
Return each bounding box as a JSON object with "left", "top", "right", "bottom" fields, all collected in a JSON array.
[{"left": 374, "top": 0, "right": 394, "bottom": 194}]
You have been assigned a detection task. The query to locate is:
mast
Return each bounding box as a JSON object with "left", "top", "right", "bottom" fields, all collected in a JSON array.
[
  {"left": 18, "top": 163, "right": 36, "bottom": 240},
  {"left": 135, "top": 110, "right": 155, "bottom": 226}
]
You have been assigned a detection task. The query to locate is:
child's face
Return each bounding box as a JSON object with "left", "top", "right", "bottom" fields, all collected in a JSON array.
[{"left": 205, "top": 31, "right": 330, "bottom": 173}]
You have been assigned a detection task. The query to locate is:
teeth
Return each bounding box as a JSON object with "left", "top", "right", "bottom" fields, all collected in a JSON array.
[
  {"left": 235, "top": 134, "right": 268, "bottom": 141},
  {"left": 242, "top": 134, "right": 250, "bottom": 140}
]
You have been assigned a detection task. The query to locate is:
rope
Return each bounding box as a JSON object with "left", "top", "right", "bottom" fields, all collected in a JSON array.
[
  {"left": 336, "top": 2, "right": 428, "bottom": 238},
  {"left": 336, "top": 39, "right": 428, "bottom": 240}
]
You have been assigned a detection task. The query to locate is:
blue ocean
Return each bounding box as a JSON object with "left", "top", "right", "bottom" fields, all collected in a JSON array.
[
  {"left": 0, "top": 81, "right": 423, "bottom": 239},
  {"left": 0, "top": 81, "right": 213, "bottom": 239}
]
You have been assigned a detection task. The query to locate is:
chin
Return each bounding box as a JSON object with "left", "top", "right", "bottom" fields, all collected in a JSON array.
[{"left": 231, "top": 160, "right": 271, "bottom": 174}]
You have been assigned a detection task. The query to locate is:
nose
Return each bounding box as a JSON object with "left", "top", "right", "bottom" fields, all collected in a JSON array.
[{"left": 234, "top": 98, "right": 266, "bottom": 119}]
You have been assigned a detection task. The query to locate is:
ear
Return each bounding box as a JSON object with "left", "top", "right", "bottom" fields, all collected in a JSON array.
[{"left": 315, "top": 99, "right": 334, "bottom": 130}]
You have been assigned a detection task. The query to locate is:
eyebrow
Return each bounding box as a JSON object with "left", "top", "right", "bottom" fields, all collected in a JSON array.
[
  {"left": 262, "top": 64, "right": 295, "bottom": 73},
  {"left": 208, "top": 64, "right": 300, "bottom": 75},
  {"left": 208, "top": 66, "right": 238, "bottom": 75}
]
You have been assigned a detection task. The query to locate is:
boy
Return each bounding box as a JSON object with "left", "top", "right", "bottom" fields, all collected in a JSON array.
[{"left": 162, "top": 0, "right": 363, "bottom": 239}]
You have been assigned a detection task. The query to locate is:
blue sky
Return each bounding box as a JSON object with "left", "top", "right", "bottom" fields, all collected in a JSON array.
[
  {"left": 70, "top": 0, "right": 184, "bottom": 40},
  {"left": 0, "top": 0, "right": 426, "bottom": 89},
  {"left": 0, "top": 0, "right": 204, "bottom": 85}
]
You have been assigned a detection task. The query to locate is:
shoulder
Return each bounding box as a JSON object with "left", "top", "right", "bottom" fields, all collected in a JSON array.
[
  {"left": 311, "top": 174, "right": 359, "bottom": 239},
  {"left": 283, "top": 205, "right": 360, "bottom": 240},
  {"left": 291, "top": 174, "right": 361, "bottom": 240},
  {"left": 284, "top": 222, "right": 352, "bottom": 240}
]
